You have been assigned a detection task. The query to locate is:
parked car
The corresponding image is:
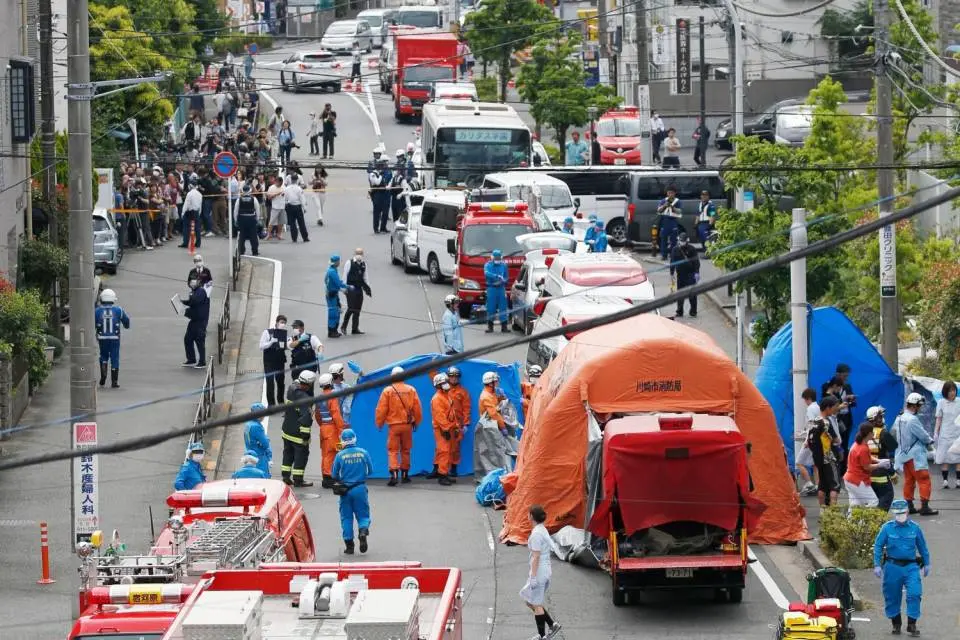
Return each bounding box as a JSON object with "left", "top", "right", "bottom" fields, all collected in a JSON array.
[
  {"left": 321, "top": 20, "right": 374, "bottom": 54},
  {"left": 390, "top": 201, "right": 423, "bottom": 273},
  {"left": 621, "top": 169, "right": 727, "bottom": 245},
  {"left": 357, "top": 8, "right": 397, "bottom": 48},
  {"left": 279, "top": 50, "right": 343, "bottom": 92},
  {"left": 540, "top": 252, "right": 655, "bottom": 304},
  {"left": 525, "top": 294, "right": 633, "bottom": 369},
  {"left": 509, "top": 235, "right": 577, "bottom": 334},
  {"left": 773, "top": 105, "right": 814, "bottom": 147},
  {"left": 714, "top": 98, "right": 805, "bottom": 150},
  {"left": 93, "top": 208, "right": 122, "bottom": 274},
  {"left": 411, "top": 189, "right": 466, "bottom": 283}
]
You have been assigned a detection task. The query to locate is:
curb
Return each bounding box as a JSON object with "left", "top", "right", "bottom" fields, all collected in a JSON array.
[
  {"left": 797, "top": 541, "right": 865, "bottom": 611},
  {"left": 636, "top": 254, "right": 739, "bottom": 326}
]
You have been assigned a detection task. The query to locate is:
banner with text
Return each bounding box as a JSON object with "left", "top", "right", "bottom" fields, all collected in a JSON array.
[
  {"left": 673, "top": 18, "right": 692, "bottom": 96},
  {"left": 72, "top": 422, "right": 100, "bottom": 545}
]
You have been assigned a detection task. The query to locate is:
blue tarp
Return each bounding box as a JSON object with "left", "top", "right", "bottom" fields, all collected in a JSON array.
[
  {"left": 347, "top": 354, "right": 523, "bottom": 478},
  {"left": 754, "top": 306, "right": 904, "bottom": 468}
]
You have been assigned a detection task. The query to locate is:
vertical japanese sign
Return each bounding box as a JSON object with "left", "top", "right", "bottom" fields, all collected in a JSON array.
[
  {"left": 674, "top": 18, "right": 692, "bottom": 96},
  {"left": 652, "top": 23, "right": 668, "bottom": 66},
  {"left": 72, "top": 422, "right": 99, "bottom": 545},
  {"left": 880, "top": 225, "right": 897, "bottom": 297}
]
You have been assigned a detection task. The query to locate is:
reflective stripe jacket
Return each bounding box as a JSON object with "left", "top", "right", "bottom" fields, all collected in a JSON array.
[{"left": 281, "top": 385, "right": 314, "bottom": 443}]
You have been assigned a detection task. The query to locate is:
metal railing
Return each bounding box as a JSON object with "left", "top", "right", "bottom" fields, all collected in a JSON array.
[
  {"left": 188, "top": 356, "right": 217, "bottom": 445},
  {"left": 232, "top": 238, "right": 241, "bottom": 291},
  {"left": 217, "top": 287, "right": 231, "bottom": 366}
]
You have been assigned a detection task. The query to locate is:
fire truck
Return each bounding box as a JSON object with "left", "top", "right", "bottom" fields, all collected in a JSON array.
[
  {"left": 157, "top": 563, "right": 464, "bottom": 640},
  {"left": 69, "top": 480, "right": 316, "bottom": 639}
]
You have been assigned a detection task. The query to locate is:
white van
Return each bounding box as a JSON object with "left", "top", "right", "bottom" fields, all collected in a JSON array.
[
  {"left": 481, "top": 172, "right": 577, "bottom": 229},
  {"left": 415, "top": 189, "right": 466, "bottom": 283},
  {"left": 526, "top": 294, "right": 633, "bottom": 369}
]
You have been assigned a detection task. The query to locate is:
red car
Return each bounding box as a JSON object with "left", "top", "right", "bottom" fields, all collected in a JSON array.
[{"left": 595, "top": 107, "right": 643, "bottom": 165}]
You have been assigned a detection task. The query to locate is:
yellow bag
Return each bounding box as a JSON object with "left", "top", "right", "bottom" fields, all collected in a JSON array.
[{"left": 777, "top": 611, "right": 838, "bottom": 639}]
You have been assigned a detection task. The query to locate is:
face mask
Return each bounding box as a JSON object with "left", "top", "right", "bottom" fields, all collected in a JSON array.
[
  {"left": 277, "top": 322, "right": 286, "bottom": 330},
  {"left": 442, "top": 383, "right": 450, "bottom": 391},
  {"left": 191, "top": 453, "right": 204, "bottom": 463},
  {"left": 895, "top": 514, "right": 908, "bottom": 524},
  {"left": 194, "top": 261, "right": 203, "bottom": 268}
]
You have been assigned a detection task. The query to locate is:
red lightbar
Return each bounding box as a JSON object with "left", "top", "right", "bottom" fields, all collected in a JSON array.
[
  {"left": 87, "top": 584, "right": 195, "bottom": 606},
  {"left": 659, "top": 415, "right": 693, "bottom": 431},
  {"left": 541, "top": 248, "right": 559, "bottom": 255},
  {"left": 467, "top": 202, "right": 530, "bottom": 214},
  {"left": 166, "top": 487, "right": 266, "bottom": 510}
]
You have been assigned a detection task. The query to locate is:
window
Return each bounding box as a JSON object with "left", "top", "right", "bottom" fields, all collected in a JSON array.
[
  {"left": 93, "top": 216, "right": 111, "bottom": 233},
  {"left": 550, "top": 170, "right": 628, "bottom": 196},
  {"left": 434, "top": 204, "right": 460, "bottom": 231},
  {"left": 420, "top": 203, "right": 439, "bottom": 228},
  {"left": 9, "top": 59, "right": 35, "bottom": 143},
  {"left": 404, "top": 66, "right": 455, "bottom": 84}
]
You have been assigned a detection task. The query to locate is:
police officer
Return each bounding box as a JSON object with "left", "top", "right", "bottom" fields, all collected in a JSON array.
[
  {"left": 314, "top": 372, "right": 346, "bottom": 489},
  {"left": 484, "top": 249, "right": 509, "bottom": 333},
  {"left": 232, "top": 450, "right": 269, "bottom": 479},
  {"left": 656, "top": 186, "right": 682, "bottom": 261},
  {"left": 260, "top": 314, "right": 288, "bottom": 406},
  {"left": 236, "top": 183, "right": 261, "bottom": 256},
  {"left": 329, "top": 362, "right": 355, "bottom": 423},
  {"left": 281, "top": 370, "right": 317, "bottom": 487},
  {"left": 371, "top": 157, "right": 393, "bottom": 234},
  {"left": 175, "top": 442, "right": 207, "bottom": 490},
  {"left": 181, "top": 278, "right": 210, "bottom": 368},
  {"left": 287, "top": 319, "right": 323, "bottom": 379},
  {"left": 95, "top": 289, "right": 131, "bottom": 388},
  {"left": 325, "top": 255, "right": 353, "bottom": 338},
  {"left": 873, "top": 499, "right": 931, "bottom": 636},
  {"left": 285, "top": 173, "right": 309, "bottom": 243},
  {"left": 244, "top": 402, "right": 272, "bottom": 476},
  {"left": 187, "top": 254, "right": 213, "bottom": 290},
  {"left": 670, "top": 232, "right": 701, "bottom": 318},
  {"left": 391, "top": 149, "right": 407, "bottom": 222},
  {"left": 331, "top": 428, "right": 373, "bottom": 555},
  {"left": 342, "top": 248, "right": 372, "bottom": 335}
]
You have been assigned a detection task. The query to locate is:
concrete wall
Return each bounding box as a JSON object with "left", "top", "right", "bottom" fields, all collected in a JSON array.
[{"left": 908, "top": 168, "right": 960, "bottom": 238}]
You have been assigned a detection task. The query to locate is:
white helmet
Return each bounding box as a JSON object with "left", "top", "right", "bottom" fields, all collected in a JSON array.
[
  {"left": 396, "top": 148, "right": 405, "bottom": 158},
  {"left": 406, "top": 142, "right": 415, "bottom": 153},
  {"left": 906, "top": 392, "right": 925, "bottom": 406},
  {"left": 328, "top": 362, "right": 345, "bottom": 376},
  {"left": 391, "top": 366, "right": 404, "bottom": 376},
  {"left": 527, "top": 364, "right": 543, "bottom": 378},
  {"left": 298, "top": 370, "right": 318, "bottom": 385},
  {"left": 444, "top": 294, "right": 458, "bottom": 307},
  {"left": 433, "top": 373, "right": 448, "bottom": 387},
  {"left": 482, "top": 371, "right": 499, "bottom": 385},
  {"left": 100, "top": 289, "right": 117, "bottom": 304},
  {"left": 373, "top": 144, "right": 386, "bottom": 156},
  {"left": 866, "top": 406, "right": 885, "bottom": 421},
  {"left": 318, "top": 372, "right": 334, "bottom": 387}
]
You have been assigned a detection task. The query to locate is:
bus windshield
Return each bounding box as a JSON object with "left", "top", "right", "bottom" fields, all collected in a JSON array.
[
  {"left": 397, "top": 10, "right": 439, "bottom": 28},
  {"left": 462, "top": 223, "right": 532, "bottom": 257},
  {"left": 435, "top": 127, "right": 531, "bottom": 186}
]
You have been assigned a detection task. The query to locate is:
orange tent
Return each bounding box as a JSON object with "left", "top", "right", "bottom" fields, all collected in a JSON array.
[{"left": 499, "top": 314, "right": 809, "bottom": 545}]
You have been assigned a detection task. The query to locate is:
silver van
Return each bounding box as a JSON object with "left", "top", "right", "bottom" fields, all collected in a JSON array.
[
  {"left": 622, "top": 169, "right": 728, "bottom": 245},
  {"left": 357, "top": 8, "right": 397, "bottom": 48}
]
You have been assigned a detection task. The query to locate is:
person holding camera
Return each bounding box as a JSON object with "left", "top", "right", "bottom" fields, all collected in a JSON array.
[
  {"left": 131, "top": 178, "right": 155, "bottom": 250},
  {"left": 321, "top": 104, "right": 337, "bottom": 159}
]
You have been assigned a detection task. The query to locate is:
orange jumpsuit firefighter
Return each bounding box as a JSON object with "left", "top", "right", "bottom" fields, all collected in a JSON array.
[
  {"left": 479, "top": 371, "right": 506, "bottom": 432},
  {"left": 430, "top": 373, "right": 462, "bottom": 486},
  {"left": 521, "top": 365, "right": 543, "bottom": 417},
  {"left": 375, "top": 366, "right": 423, "bottom": 486},
  {"left": 314, "top": 374, "right": 346, "bottom": 489},
  {"left": 446, "top": 367, "right": 471, "bottom": 478}
]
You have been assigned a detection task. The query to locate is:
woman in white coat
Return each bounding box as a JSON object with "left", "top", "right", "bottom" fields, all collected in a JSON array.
[{"left": 934, "top": 380, "right": 960, "bottom": 488}]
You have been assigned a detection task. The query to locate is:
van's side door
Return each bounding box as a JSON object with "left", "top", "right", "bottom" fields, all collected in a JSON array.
[{"left": 436, "top": 204, "right": 460, "bottom": 276}]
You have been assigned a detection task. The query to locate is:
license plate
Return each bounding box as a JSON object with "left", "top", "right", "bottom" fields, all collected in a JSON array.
[
  {"left": 665, "top": 568, "right": 693, "bottom": 578},
  {"left": 614, "top": 158, "right": 627, "bottom": 165}
]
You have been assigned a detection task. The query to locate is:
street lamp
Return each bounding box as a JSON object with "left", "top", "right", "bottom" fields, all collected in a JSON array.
[
  {"left": 126, "top": 118, "right": 139, "bottom": 167},
  {"left": 587, "top": 106, "right": 598, "bottom": 166}
]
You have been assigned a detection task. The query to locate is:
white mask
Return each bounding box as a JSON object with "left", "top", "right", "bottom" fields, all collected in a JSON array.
[
  {"left": 895, "top": 514, "right": 908, "bottom": 524},
  {"left": 442, "top": 383, "right": 450, "bottom": 391},
  {"left": 194, "top": 261, "right": 203, "bottom": 268},
  {"left": 292, "top": 328, "right": 301, "bottom": 337},
  {"left": 277, "top": 322, "right": 286, "bottom": 330},
  {"left": 191, "top": 453, "right": 204, "bottom": 463}
]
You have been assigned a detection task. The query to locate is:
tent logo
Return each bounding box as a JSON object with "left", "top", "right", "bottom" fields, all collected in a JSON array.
[{"left": 636, "top": 379, "right": 683, "bottom": 393}]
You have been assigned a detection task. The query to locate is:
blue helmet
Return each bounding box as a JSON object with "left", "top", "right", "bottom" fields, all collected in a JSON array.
[
  {"left": 330, "top": 254, "right": 341, "bottom": 264},
  {"left": 594, "top": 219, "right": 604, "bottom": 228},
  {"left": 250, "top": 402, "right": 266, "bottom": 413},
  {"left": 492, "top": 249, "right": 502, "bottom": 259},
  {"left": 890, "top": 499, "right": 909, "bottom": 515},
  {"left": 187, "top": 442, "right": 205, "bottom": 454},
  {"left": 588, "top": 213, "right": 598, "bottom": 221},
  {"left": 340, "top": 428, "right": 357, "bottom": 446},
  {"left": 563, "top": 216, "right": 574, "bottom": 225}
]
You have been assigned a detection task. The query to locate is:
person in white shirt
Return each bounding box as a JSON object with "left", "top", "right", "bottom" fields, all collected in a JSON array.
[
  {"left": 649, "top": 111, "right": 665, "bottom": 162},
  {"left": 350, "top": 42, "right": 362, "bottom": 83},
  {"left": 797, "top": 387, "right": 820, "bottom": 495},
  {"left": 259, "top": 314, "right": 288, "bottom": 406},
  {"left": 228, "top": 174, "right": 240, "bottom": 235},
  {"left": 284, "top": 174, "right": 309, "bottom": 243},
  {"left": 179, "top": 180, "right": 204, "bottom": 249},
  {"left": 265, "top": 175, "right": 286, "bottom": 240},
  {"left": 662, "top": 128, "right": 681, "bottom": 168},
  {"left": 307, "top": 112, "right": 320, "bottom": 156}
]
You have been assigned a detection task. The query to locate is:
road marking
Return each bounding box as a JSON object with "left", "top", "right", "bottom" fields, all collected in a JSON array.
[
  {"left": 261, "top": 89, "right": 279, "bottom": 111},
  {"left": 748, "top": 546, "right": 791, "bottom": 610},
  {"left": 0, "top": 519, "right": 36, "bottom": 527},
  {"left": 365, "top": 81, "right": 382, "bottom": 139},
  {"left": 418, "top": 275, "right": 443, "bottom": 352},
  {"left": 247, "top": 256, "right": 283, "bottom": 433},
  {"left": 346, "top": 82, "right": 383, "bottom": 145}
]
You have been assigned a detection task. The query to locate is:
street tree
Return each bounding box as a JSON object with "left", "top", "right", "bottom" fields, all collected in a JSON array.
[{"left": 817, "top": 0, "right": 873, "bottom": 71}]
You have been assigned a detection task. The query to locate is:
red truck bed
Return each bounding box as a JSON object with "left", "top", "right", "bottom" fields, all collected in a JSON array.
[{"left": 617, "top": 554, "right": 745, "bottom": 570}]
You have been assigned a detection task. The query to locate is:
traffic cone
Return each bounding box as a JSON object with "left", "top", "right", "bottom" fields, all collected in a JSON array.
[
  {"left": 188, "top": 226, "right": 196, "bottom": 256},
  {"left": 345, "top": 80, "right": 353, "bottom": 91},
  {"left": 354, "top": 80, "right": 362, "bottom": 93}
]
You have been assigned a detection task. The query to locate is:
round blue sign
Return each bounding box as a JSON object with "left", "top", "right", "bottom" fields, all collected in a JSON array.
[
  {"left": 248, "top": 43, "right": 259, "bottom": 55},
  {"left": 213, "top": 151, "right": 238, "bottom": 178}
]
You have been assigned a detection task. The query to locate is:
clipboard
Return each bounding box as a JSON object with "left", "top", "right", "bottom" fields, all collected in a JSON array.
[{"left": 170, "top": 294, "right": 181, "bottom": 316}]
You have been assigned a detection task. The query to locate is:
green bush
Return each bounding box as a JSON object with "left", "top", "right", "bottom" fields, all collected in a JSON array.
[
  {"left": 818, "top": 506, "right": 890, "bottom": 569},
  {"left": 475, "top": 76, "right": 498, "bottom": 102},
  {"left": 0, "top": 280, "right": 52, "bottom": 387},
  {"left": 45, "top": 334, "right": 65, "bottom": 359},
  {"left": 210, "top": 34, "right": 274, "bottom": 56},
  {"left": 542, "top": 143, "right": 562, "bottom": 166},
  {"left": 18, "top": 238, "right": 68, "bottom": 301}
]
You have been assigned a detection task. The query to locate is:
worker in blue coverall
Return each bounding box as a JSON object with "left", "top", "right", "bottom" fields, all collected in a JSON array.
[
  {"left": 583, "top": 214, "right": 598, "bottom": 246},
  {"left": 174, "top": 442, "right": 207, "bottom": 490},
  {"left": 587, "top": 219, "right": 608, "bottom": 253},
  {"left": 95, "top": 289, "right": 131, "bottom": 389},
  {"left": 873, "top": 498, "right": 931, "bottom": 636},
  {"left": 325, "top": 255, "right": 354, "bottom": 338},
  {"left": 561, "top": 216, "right": 574, "bottom": 234},
  {"left": 243, "top": 402, "right": 272, "bottom": 476},
  {"left": 329, "top": 362, "right": 354, "bottom": 423},
  {"left": 484, "top": 249, "right": 509, "bottom": 334},
  {"left": 233, "top": 450, "right": 269, "bottom": 479},
  {"left": 331, "top": 428, "right": 373, "bottom": 555}
]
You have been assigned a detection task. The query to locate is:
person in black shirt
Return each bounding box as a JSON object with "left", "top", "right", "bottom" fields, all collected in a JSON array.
[
  {"left": 321, "top": 103, "right": 337, "bottom": 159},
  {"left": 341, "top": 249, "right": 373, "bottom": 335},
  {"left": 669, "top": 232, "right": 700, "bottom": 318},
  {"left": 180, "top": 277, "right": 210, "bottom": 368},
  {"left": 260, "top": 314, "right": 288, "bottom": 406}
]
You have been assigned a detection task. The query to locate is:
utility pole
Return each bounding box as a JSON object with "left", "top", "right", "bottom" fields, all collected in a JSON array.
[
  {"left": 39, "top": 0, "right": 59, "bottom": 335},
  {"left": 598, "top": 0, "right": 610, "bottom": 86},
  {"left": 635, "top": 0, "right": 651, "bottom": 163},
  {"left": 698, "top": 15, "right": 707, "bottom": 126},
  {"left": 875, "top": 0, "right": 898, "bottom": 369},
  {"left": 790, "top": 207, "right": 809, "bottom": 475}
]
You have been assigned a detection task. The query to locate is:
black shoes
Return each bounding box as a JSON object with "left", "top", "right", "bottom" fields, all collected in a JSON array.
[
  {"left": 918, "top": 501, "right": 939, "bottom": 516},
  {"left": 387, "top": 471, "right": 399, "bottom": 486},
  {"left": 344, "top": 539, "right": 355, "bottom": 555},
  {"left": 328, "top": 330, "right": 342, "bottom": 338},
  {"left": 438, "top": 475, "right": 453, "bottom": 486},
  {"left": 907, "top": 501, "right": 919, "bottom": 515},
  {"left": 111, "top": 369, "right": 119, "bottom": 388},
  {"left": 293, "top": 479, "right": 314, "bottom": 487},
  {"left": 99, "top": 363, "right": 108, "bottom": 387},
  {"left": 321, "top": 475, "right": 334, "bottom": 489},
  {"left": 400, "top": 470, "right": 411, "bottom": 484},
  {"left": 501, "top": 325, "right": 509, "bottom": 333},
  {"left": 485, "top": 323, "right": 494, "bottom": 333},
  {"left": 426, "top": 464, "right": 440, "bottom": 479},
  {"left": 358, "top": 528, "right": 369, "bottom": 553},
  {"left": 282, "top": 476, "right": 294, "bottom": 486}
]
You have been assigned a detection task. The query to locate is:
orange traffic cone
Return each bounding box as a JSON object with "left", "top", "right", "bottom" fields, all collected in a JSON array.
[
  {"left": 344, "top": 80, "right": 353, "bottom": 91},
  {"left": 188, "top": 225, "right": 196, "bottom": 256},
  {"left": 354, "top": 80, "right": 362, "bottom": 93}
]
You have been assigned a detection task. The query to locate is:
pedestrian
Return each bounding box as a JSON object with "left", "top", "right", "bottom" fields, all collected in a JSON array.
[
  {"left": 521, "top": 364, "right": 542, "bottom": 416},
  {"left": 662, "top": 128, "right": 681, "bottom": 168},
  {"left": 314, "top": 372, "right": 346, "bottom": 489},
  {"left": 430, "top": 373, "right": 461, "bottom": 486},
  {"left": 287, "top": 319, "right": 323, "bottom": 379},
  {"left": 307, "top": 111, "right": 319, "bottom": 156},
  {"left": 331, "top": 428, "right": 373, "bottom": 555},
  {"left": 321, "top": 104, "right": 337, "bottom": 159},
  {"left": 484, "top": 249, "right": 509, "bottom": 333},
  {"left": 188, "top": 85, "right": 205, "bottom": 120},
  {"left": 325, "top": 254, "right": 353, "bottom": 338},
  {"left": 236, "top": 183, "right": 262, "bottom": 255},
  {"left": 243, "top": 45, "right": 255, "bottom": 80},
  {"left": 284, "top": 173, "right": 309, "bottom": 243},
  {"left": 796, "top": 388, "right": 819, "bottom": 496},
  {"left": 457, "top": 37, "right": 468, "bottom": 75},
  {"left": 873, "top": 499, "right": 931, "bottom": 636},
  {"left": 649, "top": 111, "right": 665, "bottom": 163},
  {"left": 441, "top": 294, "right": 464, "bottom": 355},
  {"left": 174, "top": 442, "right": 207, "bottom": 490},
  {"left": 266, "top": 175, "right": 287, "bottom": 240},
  {"left": 132, "top": 178, "right": 155, "bottom": 250},
  {"left": 267, "top": 105, "right": 283, "bottom": 138},
  {"left": 808, "top": 397, "right": 843, "bottom": 506},
  {"left": 893, "top": 393, "right": 939, "bottom": 515},
  {"left": 374, "top": 366, "right": 423, "bottom": 486},
  {"left": 198, "top": 168, "right": 222, "bottom": 237},
  {"left": 843, "top": 422, "right": 888, "bottom": 511},
  {"left": 244, "top": 403, "right": 273, "bottom": 476},
  {"left": 670, "top": 232, "right": 700, "bottom": 318},
  {"left": 564, "top": 131, "right": 588, "bottom": 166},
  {"left": 328, "top": 362, "right": 355, "bottom": 424},
  {"left": 342, "top": 248, "right": 373, "bottom": 335},
  {"left": 280, "top": 370, "right": 317, "bottom": 487},
  {"left": 147, "top": 182, "right": 165, "bottom": 246},
  {"left": 232, "top": 451, "right": 269, "bottom": 479},
  {"left": 696, "top": 190, "right": 717, "bottom": 248},
  {"left": 933, "top": 380, "right": 960, "bottom": 488},
  {"left": 164, "top": 173, "right": 181, "bottom": 241},
  {"left": 350, "top": 41, "right": 362, "bottom": 83},
  {"left": 823, "top": 363, "right": 856, "bottom": 453},
  {"left": 180, "top": 178, "right": 203, "bottom": 248},
  {"left": 311, "top": 165, "right": 327, "bottom": 226},
  {"left": 370, "top": 157, "right": 393, "bottom": 233},
  {"left": 479, "top": 371, "right": 507, "bottom": 434},
  {"left": 277, "top": 120, "right": 296, "bottom": 166},
  {"left": 692, "top": 118, "right": 710, "bottom": 167},
  {"left": 180, "top": 277, "right": 210, "bottom": 368},
  {"left": 188, "top": 254, "right": 214, "bottom": 295},
  {"left": 95, "top": 288, "right": 131, "bottom": 388},
  {"left": 586, "top": 219, "right": 608, "bottom": 253},
  {"left": 656, "top": 186, "right": 682, "bottom": 260},
  {"left": 866, "top": 406, "right": 898, "bottom": 511},
  {"left": 521, "top": 504, "right": 562, "bottom": 640},
  {"left": 259, "top": 314, "right": 288, "bottom": 406}
]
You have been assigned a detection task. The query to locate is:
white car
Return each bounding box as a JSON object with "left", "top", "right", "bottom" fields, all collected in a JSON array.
[
  {"left": 93, "top": 209, "right": 122, "bottom": 274},
  {"left": 390, "top": 201, "right": 423, "bottom": 273},
  {"left": 321, "top": 20, "right": 374, "bottom": 54},
  {"left": 526, "top": 294, "right": 633, "bottom": 369},
  {"left": 541, "top": 252, "right": 655, "bottom": 304},
  {"left": 279, "top": 50, "right": 343, "bottom": 92},
  {"left": 357, "top": 8, "right": 397, "bottom": 48},
  {"left": 431, "top": 81, "right": 478, "bottom": 102}
]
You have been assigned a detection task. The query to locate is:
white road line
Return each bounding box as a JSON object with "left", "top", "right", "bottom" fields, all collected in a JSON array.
[
  {"left": 261, "top": 89, "right": 279, "bottom": 111},
  {"left": 346, "top": 83, "right": 383, "bottom": 145},
  {"left": 247, "top": 256, "right": 283, "bottom": 433},
  {"left": 748, "top": 546, "right": 791, "bottom": 610},
  {"left": 365, "top": 82, "right": 382, "bottom": 139}
]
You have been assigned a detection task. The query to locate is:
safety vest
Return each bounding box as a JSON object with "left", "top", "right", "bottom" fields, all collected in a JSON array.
[
  {"left": 262, "top": 328, "right": 286, "bottom": 369},
  {"left": 290, "top": 335, "right": 317, "bottom": 369},
  {"left": 316, "top": 398, "right": 333, "bottom": 423},
  {"left": 870, "top": 427, "right": 891, "bottom": 483},
  {"left": 237, "top": 195, "right": 256, "bottom": 217}
]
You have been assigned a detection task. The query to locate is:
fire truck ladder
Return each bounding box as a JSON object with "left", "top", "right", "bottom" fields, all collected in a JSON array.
[{"left": 184, "top": 518, "right": 280, "bottom": 574}]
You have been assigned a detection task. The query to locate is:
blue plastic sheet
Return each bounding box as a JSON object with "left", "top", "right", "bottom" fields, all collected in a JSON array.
[
  {"left": 475, "top": 468, "right": 508, "bottom": 507},
  {"left": 346, "top": 354, "right": 523, "bottom": 478},
  {"left": 754, "top": 306, "right": 904, "bottom": 469}
]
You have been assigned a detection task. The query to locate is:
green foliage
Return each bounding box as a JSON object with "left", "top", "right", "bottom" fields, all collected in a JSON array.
[
  {"left": 464, "top": 0, "right": 555, "bottom": 100},
  {"left": 474, "top": 76, "right": 498, "bottom": 102},
  {"left": 817, "top": 0, "right": 873, "bottom": 69},
  {"left": 210, "top": 34, "right": 274, "bottom": 56},
  {"left": 188, "top": 0, "right": 228, "bottom": 52},
  {"left": 818, "top": 506, "right": 890, "bottom": 569},
  {"left": 0, "top": 280, "right": 52, "bottom": 387},
  {"left": 916, "top": 259, "right": 960, "bottom": 370},
  {"left": 30, "top": 133, "right": 69, "bottom": 188},
  {"left": 541, "top": 143, "right": 561, "bottom": 165},
  {"left": 18, "top": 239, "right": 69, "bottom": 301}
]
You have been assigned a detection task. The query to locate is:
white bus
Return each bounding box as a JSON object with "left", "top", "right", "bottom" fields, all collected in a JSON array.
[{"left": 419, "top": 101, "right": 532, "bottom": 189}]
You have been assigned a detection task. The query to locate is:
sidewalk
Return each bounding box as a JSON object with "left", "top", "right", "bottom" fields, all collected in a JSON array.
[{"left": 0, "top": 240, "right": 231, "bottom": 638}]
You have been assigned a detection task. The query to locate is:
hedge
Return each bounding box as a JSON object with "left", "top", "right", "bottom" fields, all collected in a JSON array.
[{"left": 818, "top": 506, "right": 890, "bottom": 569}]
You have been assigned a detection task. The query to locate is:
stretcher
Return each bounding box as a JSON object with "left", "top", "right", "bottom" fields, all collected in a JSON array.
[{"left": 775, "top": 611, "right": 838, "bottom": 639}]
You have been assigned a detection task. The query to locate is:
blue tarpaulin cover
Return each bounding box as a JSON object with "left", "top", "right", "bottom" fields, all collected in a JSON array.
[
  {"left": 347, "top": 354, "right": 523, "bottom": 478},
  {"left": 754, "top": 306, "right": 904, "bottom": 467}
]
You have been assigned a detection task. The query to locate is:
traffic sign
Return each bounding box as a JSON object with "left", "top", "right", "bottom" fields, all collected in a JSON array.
[
  {"left": 249, "top": 42, "right": 259, "bottom": 55},
  {"left": 213, "top": 151, "right": 239, "bottom": 179}
]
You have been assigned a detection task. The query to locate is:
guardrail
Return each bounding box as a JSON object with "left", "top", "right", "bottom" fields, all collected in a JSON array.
[
  {"left": 188, "top": 356, "right": 216, "bottom": 445},
  {"left": 232, "top": 238, "right": 241, "bottom": 291},
  {"left": 217, "top": 287, "right": 231, "bottom": 366}
]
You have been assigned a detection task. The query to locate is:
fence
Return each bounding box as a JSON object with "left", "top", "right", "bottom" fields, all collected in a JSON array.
[
  {"left": 188, "top": 356, "right": 217, "bottom": 446},
  {"left": 217, "top": 287, "right": 231, "bottom": 366}
]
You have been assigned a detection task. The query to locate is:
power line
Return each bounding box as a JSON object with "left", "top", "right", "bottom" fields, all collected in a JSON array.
[{"left": 732, "top": 0, "right": 837, "bottom": 18}]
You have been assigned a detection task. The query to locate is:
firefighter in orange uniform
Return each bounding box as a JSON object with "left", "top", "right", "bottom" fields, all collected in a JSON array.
[
  {"left": 314, "top": 373, "right": 346, "bottom": 489},
  {"left": 375, "top": 365, "right": 423, "bottom": 486},
  {"left": 430, "top": 373, "right": 459, "bottom": 486},
  {"left": 479, "top": 371, "right": 506, "bottom": 432},
  {"left": 521, "top": 364, "right": 543, "bottom": 416},
  {"left": 446, "top": 366, "right": 471, "bottom": 481}
]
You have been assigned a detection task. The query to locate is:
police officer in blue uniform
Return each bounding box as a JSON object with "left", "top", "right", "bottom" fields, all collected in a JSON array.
[
  {"left": 331, "top": 428, "right": 373, "bottom": 555},
  {"left": 181, "top": 277, "right": 210, "bottom": 368},
  {"left": 175, "top": 442, "right": 207, "bottom": 490},
  {"left": 484, "top": 249, "right": 509, "bottom": 334},
  {"left": 232, "top": 450, "right": 269, "bottom": 479},
  {"left": 236, "top": 183, "right": 262, "bottom": 256},
  {"left": 325, "top": 255, "right": 353, "bottom": 338},
  {"left": 873, "top": 499, "right": 931, "bottom": 636},
  {"left": 95, "top": 289, "right": 131, "bottom": 388},
  {"left": 244, "top": 402, "right": 272, "bottom": 476}
]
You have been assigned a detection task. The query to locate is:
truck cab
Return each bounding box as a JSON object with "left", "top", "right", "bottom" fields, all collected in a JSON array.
[{"left": 394, "top": 32, "right": 459, "bottom": 120}]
